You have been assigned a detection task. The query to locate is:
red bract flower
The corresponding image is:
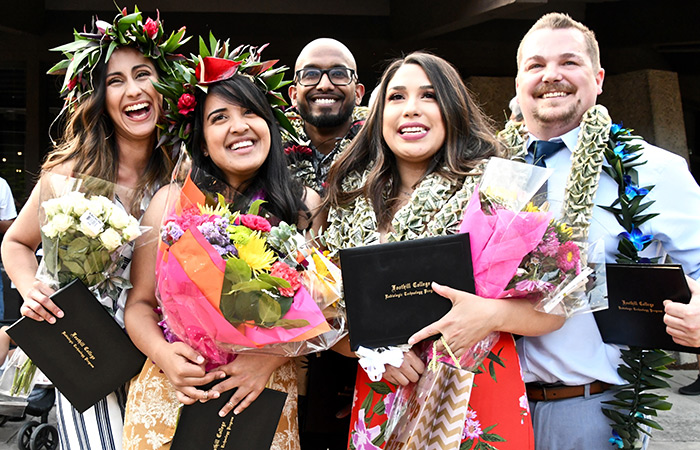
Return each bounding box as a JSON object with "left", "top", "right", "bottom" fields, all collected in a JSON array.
[
  {"left": 270, "top": 261, "right": 301, "bottom": 297},
  {"left": 177, "top": 93, "right": 196, "bottom": 116},
  {"left": 67, "top": 77, "right": 78, "bottom": 92},
  {"left": 284, "top": 145, "right": 313, "bottom": 156},
  {"left": 195, "top": 57, "right": 242, "bottom": 85},
  {"left": 143, "top": 17, "right": 159, "bottom": 39},
  {"left": 239, "top": 214, "right": 272, "bottom": 232}
]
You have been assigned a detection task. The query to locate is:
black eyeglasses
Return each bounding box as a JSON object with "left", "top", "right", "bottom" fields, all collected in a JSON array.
[{"left": 295, "top": 67, "right": 356, "bottom": 86}]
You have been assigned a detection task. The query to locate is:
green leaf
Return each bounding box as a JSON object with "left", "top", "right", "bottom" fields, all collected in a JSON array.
[
  {"left": 372, "top": 400, "right": 385, "bottom": 416},
  {"left": 272, "top": 318, "right": 309, "bottom": 329},
  {"left": 223, "top": 257, "right": 252, "bottom": 286},
  {"left": 368, "top": 382, "right": 392, "bottom": 395},
  {"left": 257, "top": 292, "right": 282, "bottom": 324},
  {"left": 481, "top": 432, "right": 507, "bottom": 442},
  {"left": 198, "top": 36, "right": 211, "bottom": 58},
  {"left": 247, "top": 199, "right": 266, "bottom": 216},
  {"left": 359, "top": 392, "right": 373, "bottom": 416}
]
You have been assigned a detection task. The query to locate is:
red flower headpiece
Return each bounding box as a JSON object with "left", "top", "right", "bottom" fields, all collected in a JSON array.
[{"left": 195, "top": 57, "right": 243, "bottom": 86}]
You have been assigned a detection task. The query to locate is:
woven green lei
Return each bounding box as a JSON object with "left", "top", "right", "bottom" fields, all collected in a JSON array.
[
  {"left": 324, "top": 168, "right": 480, "bottom": 252},
  {"left": 499, "top": 105, "right": 673, "bottom": 450}
]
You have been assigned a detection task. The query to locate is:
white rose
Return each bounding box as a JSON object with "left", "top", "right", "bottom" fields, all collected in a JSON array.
[
  {"left": 71, "top": 195, "right": 90, "bottom": 216},
  {"left": 41, "top": 222, "right": 58, "bottom": 238},
  {"left": 99, "top": 228, "right": 123, "bottom": 251},
  {"left": 122, "top": 223, "right": 142, "bottom": 242},
  {"left": 108, "top": 207, "right": 130, "bottom": 229},
  {"left": 86, "top": 197, "right": 105, "bottom": 218},
  {"left": 51, "top": 213, "right": 75, "bottom": 233},
  {"left": 42, "top": 198, "right": 62, "bottom": 217},
  {"left": 77, "top": 220, "right": 101, "bottom": 238}
]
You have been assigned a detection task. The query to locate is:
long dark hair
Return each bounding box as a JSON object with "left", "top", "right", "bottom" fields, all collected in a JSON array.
[
  {"left": 44, "top": 48, "right": 174, "bottom": 215},
  {"left": 325, "top": 51, "right": 503, "bottom": 228},
  {"left": 189, "top": 74, "right": 308, "bottom": 226}
]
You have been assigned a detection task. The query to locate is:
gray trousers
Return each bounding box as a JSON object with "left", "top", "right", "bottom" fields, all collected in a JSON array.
[{"left": 529, "top": 388, "right": 650, "bottom": 450}]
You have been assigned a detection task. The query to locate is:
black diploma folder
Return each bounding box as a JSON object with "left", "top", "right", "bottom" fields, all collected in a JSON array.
[
  {"left": 594, "top": 263, "right": 700, "bottom": 354},
  {"left": 171, "top": 387, "right": 288, "bottom": 450},
  {"left": 339, "top": 233, "right": 475, "bottom": 350},
  {"left": 6, "top": 278, "right": 147, "bottom": 413}
]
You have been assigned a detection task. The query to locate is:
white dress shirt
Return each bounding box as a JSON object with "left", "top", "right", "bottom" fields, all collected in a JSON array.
[{"left": 517, "top": 127, "right": 700, "bottom": 385}]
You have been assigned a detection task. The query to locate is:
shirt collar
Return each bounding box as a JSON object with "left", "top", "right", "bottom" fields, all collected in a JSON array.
[{"left": 526, "top": 126, "right": 581, "bottom": 153}]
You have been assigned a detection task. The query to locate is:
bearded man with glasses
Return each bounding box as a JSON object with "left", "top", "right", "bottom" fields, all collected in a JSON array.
[{"left": 284, "top": 38, "right": 366, "bottom": 194}]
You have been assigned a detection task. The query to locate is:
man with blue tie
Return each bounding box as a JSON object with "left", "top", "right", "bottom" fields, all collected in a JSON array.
[{"left": 512, "top": 12, "right": 700, "bottom": 450}]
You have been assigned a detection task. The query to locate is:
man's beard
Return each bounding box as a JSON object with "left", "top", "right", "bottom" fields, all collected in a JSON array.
[{"left": 299, "top": 99, "right": 355, "bottom": 128}]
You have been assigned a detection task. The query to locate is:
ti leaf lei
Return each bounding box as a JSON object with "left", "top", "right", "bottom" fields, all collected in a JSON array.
[
  {"left": 598, "top": 123, "right": 673, "bottom": 450},
  {"left": 499, "top": 106, "right": 674, "bottom": 450}
]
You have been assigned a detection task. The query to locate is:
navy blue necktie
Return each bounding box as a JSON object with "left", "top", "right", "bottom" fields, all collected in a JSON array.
[{"left": 529, "top": 140, "right": 566, "bottom": 167}]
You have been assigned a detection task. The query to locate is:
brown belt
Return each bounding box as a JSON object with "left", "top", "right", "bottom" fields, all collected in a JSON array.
[{"left": 526, "top": 381, "right": 612, "bottom": 401}]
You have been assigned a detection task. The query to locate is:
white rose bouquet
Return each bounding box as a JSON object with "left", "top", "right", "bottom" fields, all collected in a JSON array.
[{"left": 36, "top": 173, "right": 147, "bottom": 310}]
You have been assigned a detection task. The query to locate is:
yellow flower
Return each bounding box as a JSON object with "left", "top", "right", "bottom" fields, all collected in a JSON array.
[
  {"left": 236, "top": 232, "right": 276, "bottom": 274},
  {"left": 558, "top": 222, "right": 573, "bottom": 237},
  {"left": 523, "top": 202, "right": 540, "bottom": 212}
]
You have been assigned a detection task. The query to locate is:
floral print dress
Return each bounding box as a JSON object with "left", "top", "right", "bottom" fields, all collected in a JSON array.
[{"left": 348, "top": 333, "right": 533, "bottom": 450}]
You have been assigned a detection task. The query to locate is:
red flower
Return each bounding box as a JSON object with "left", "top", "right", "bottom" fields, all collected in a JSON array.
[
  {"left": 284, "top": 145, "right": 313, "bottom": 156},
  {"left": 67, "top": 77, "right": 78, "bottom": 92},
  {"left": 177, "top": 93, "right": 196, "bottom": 116},
  {"left": 195, "top": 57, "right": 242, "bottom": 86},
  {"left": 143, "top": 17, "right": 159, "bottom": 39},
  {"left": 239, "top": 214, "right": 272, "bottom": 232},
  {"left": 270, "top": 261, "right": 301, "bottom": 297}
]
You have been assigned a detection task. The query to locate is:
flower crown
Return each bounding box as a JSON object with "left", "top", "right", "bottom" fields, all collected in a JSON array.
[
  {"left": 47, "top": 5, "right": 189, "bottom": 110},
  {"left": 154, "top": 33, "right": 296, "bottom": 152}
]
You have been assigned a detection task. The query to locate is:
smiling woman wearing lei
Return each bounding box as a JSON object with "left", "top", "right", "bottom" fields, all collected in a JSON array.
[
  {"left": 0, "top": 7, "right": 186, "bottom": 450},
  {"left": 324, "top": 52, "right": 564, "bottom": 449}
]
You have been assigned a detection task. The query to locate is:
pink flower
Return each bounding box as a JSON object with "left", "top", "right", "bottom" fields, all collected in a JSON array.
[
  {"left": 462, "top": 416, "right": 483, "bottom": 440},
  {"left": 284, "top": 144, "right": 313, "bottom": 156},
  {"left": 515, "top": 279, "right": 555, "bottom": 294},
  {"left": 556, "top": 241, "right": 580, "bottom": 273},
  {"left": 239, "top": 214, "right": 272, "bottom": 232},
  {"left": 351, "top": 410, "right": 381, "bottom": 450},
  {"left": 270, "top": 261, "right": 301, "bottom": 297},
  {"left": 177, "top": 93, "right": 196, "bottom": 116},
  {"left": 143, "top": 17, "right": 159, "bottom": 39},
  {"left": 383, "top": 392, "right": 396, "bottom": 417},
  {"left": 537, "top": 230, "right": 559, "bottom": 257}
]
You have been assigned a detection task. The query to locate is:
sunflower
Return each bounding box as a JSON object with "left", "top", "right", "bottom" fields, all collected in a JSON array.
[{"left": 236, "top": 232, "right": 276, "bottom": 274}]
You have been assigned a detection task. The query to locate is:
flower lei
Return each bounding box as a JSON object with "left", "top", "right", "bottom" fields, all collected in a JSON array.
[
  {"left": 499, "top": 105, "right": 673, "bottom": 450},
  {"left": 48, "top": 5, "right": 189, "bottom": 112},
  {"left": 281, "top": 107, "right": 368, "bottom": 193},
  {"left": 153, "top": 32, "right": 295, "bottom": 152}
]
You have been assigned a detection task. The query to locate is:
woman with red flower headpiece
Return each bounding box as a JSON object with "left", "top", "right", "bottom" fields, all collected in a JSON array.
[
  {"left": 0, "top": 6, "right": 187, "bottom": 450},
  {"left": 121, "top": 49, "right": 323, "bottom": 449}
]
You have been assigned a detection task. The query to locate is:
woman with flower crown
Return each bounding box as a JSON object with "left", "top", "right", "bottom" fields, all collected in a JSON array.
[
  {"left": 0, "top": 7, "right": 186, "bottom": 450},
  {"left": 324, "top": 52, "right": 565, "bottom": 449},
  {"left": 121, "top": 45, "right": 323, "bottom": 450}
]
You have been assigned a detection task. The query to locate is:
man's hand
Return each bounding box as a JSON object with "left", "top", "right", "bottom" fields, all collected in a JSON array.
[{"left": 664, "top": 276, "right": 700, "bottom": 347}]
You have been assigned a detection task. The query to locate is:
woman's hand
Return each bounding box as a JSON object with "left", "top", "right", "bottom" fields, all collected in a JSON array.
[
  {"left": 20, "top": 280, "right": 61, "bottom": 324},
  {"left": 408, "top": 282, "right": 499, "bottom": 360},
  {"left": 153, "top": 341, "right": 225, "bottom": 405},
  {"left": 383, "top": 348, "right": 424, "bottom": 386},
  {"left": 208, "top": 354, "right": 288, "bottom": 417}
]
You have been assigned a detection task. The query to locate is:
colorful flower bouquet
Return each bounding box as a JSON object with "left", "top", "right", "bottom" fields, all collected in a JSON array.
[{"left": 155, "top": 169, "right": 346, "bottom": 365}]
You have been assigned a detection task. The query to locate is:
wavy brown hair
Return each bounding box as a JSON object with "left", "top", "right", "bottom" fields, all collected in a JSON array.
[
  {"left": 325, "top": 51, "right": 503, "bottom": 228},
  {"left": 43, "top": 50, "right": 173, "bottom": 215}
]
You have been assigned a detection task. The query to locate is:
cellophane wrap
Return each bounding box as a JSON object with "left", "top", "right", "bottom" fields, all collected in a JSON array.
[{"left": 155, "top": 161, "right": 346, "bottom": 365}]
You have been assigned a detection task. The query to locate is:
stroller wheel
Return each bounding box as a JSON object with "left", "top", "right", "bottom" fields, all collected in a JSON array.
[
  {"left": 17, "top": 420, "right": 39, "bottom": 450},
  {"left": 29, "top": 423, "right": 58, "bottom": 450}
]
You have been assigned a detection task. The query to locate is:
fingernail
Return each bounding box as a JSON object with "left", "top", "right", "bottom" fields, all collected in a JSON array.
[
  {"left": 57, "top": 311, "right": 64, "bottom": 318},
  {"left": 233, "top": 409, "right": 240, "bottom": 415},
  {"left": 219, "top": 372, "right": 226, "bottom": 379},
  {"left": 432, "top": 282, "right": 442, "bottom": 289},
  {"left": 219, "top": 411, "right": 226, "bottom": 417},
  {"left": 210, "top": 391, "right": 220, "bottom": 398},
  {"left": 196, "top": 355, "right": 205, "bottom": 364},
  {"left": 48, "top": 317, "right": 56, "bottom": 324},
  {"left": 408, "top": 337, "right": 415, "bottom": 345}
]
